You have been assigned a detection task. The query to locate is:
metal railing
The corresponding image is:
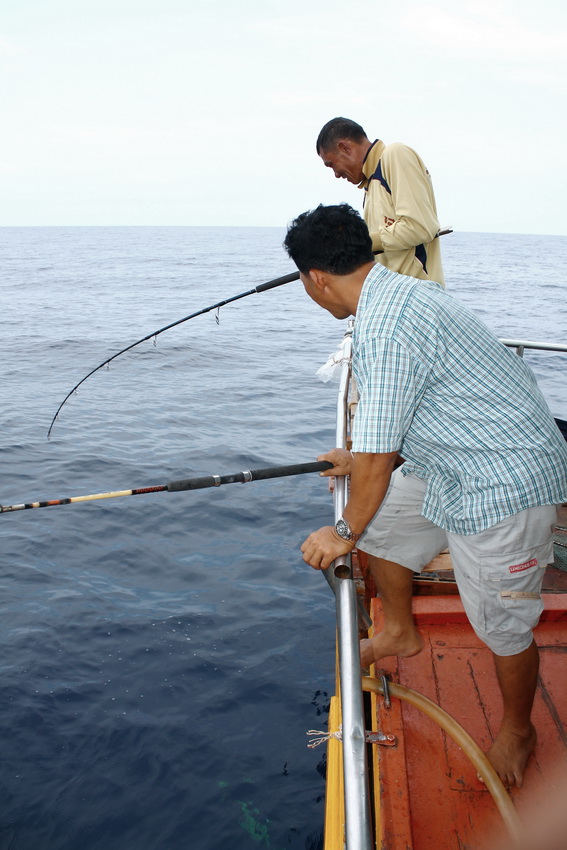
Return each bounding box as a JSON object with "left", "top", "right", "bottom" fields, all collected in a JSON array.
[
  {"left": 501, "top": 338, "right": 567, "bottom": 356},
  {"left": 328, "top": 320, "right": 373, "bottom": 850}
]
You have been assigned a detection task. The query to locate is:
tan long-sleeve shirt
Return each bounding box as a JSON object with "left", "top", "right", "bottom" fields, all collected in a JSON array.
[{"left": 360, "top": 140, "right": 445, "bottom": 286}]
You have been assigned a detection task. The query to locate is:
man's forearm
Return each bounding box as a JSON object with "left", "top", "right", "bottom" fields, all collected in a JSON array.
[
  {"left": 342, "top": 451, "right": 398, "bottom": 534},
  {"left": 300, "top": 449, "right": 399, "bottom": 571}
]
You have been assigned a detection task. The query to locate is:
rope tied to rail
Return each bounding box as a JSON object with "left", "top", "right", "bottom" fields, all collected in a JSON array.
[
  {"left": 307, "top": 727, "right": 343, "bottom": 748},
  {"left": 306, "top": 725, "right": 397, "bottom": 748}
]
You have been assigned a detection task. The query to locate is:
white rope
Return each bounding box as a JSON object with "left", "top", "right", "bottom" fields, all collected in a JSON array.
[
  {"left": 307, "top": 726, "right": 342, "bottom": 748},
  {"left": 307, "top": 725, "right": 397, "bottom": 748}
]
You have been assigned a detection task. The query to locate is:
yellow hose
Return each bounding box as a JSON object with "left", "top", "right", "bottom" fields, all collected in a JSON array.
[{"left": 362, "top": 676, "right": 523, "bottom": 843}]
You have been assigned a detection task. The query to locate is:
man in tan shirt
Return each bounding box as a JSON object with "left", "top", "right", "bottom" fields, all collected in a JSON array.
[{"left": 316, "top": 117, "right": 445, "bottom": 286}]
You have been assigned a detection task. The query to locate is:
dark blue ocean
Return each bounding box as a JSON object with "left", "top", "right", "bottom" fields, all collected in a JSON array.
[{"left": 0, "top": 227, "right": 565, "bottom": 850}]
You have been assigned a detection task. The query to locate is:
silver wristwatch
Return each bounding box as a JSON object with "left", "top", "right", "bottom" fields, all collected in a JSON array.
[{"left": 335, "top": 518, "right": 361, "bottom": 543}]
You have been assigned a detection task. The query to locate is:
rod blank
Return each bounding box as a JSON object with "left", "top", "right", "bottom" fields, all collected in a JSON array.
[
  {"left": 46, "top": 271, "right": 300, "bottom": 439},
  {"left": 1, "top": 460, "right": 332, "bottom": 514}
]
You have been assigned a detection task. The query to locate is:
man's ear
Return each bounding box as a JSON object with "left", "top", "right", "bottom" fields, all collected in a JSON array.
[
  {"left": 337, "top": 139, "right": 351, "bottom": 155},
  {"left": 308, "top": 268, "right": 328, "bottom": 290}
]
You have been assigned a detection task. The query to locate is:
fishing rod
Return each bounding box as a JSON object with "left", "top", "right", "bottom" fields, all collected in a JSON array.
[
  {"left": 0, "top": 459, "right": 333, "bottom": 514},
  {"left": 46, "top": 269, "right": 300, "bottom": 439},
  {"left": 47, "top": 227, "right": 453, "bottom": 439}
]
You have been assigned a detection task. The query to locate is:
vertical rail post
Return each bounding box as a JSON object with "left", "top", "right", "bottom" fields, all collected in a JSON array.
[{"left": 332, "top": 322, "right": 373, "bottom": 850}]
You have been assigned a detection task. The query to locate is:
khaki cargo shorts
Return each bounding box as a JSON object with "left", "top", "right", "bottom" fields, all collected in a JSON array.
[{"left": 358, "top": 468, "right": 557, "bottom": 656}]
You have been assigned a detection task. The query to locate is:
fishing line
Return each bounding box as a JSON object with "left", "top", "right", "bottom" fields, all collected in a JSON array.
[
  {"left": 46, "top": 270, "right": 299, "bottom": 439},
  {"left": 0, "top": 460, "right": 332, "bottom": 514}
]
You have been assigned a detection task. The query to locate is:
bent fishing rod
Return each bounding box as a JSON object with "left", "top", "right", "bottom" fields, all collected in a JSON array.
[
  {"left": 46, "top": 269, "right": 300, "bottom": 439},
  {"left": 47, "top": 227, "right": 453, "bottom": 439},
  {"left": 0, "top": 459, "right": 333, "bottom": 514}
]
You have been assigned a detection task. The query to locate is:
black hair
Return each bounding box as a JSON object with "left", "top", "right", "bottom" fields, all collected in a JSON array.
[
  {"left": 316, "top": 117, "right": 368, "bottom": 154},
  {"left": 284, "top": 204, "right": 374, "bottom": 275}
]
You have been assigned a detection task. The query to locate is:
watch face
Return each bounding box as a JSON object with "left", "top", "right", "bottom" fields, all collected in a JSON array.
[{"left": 336, "top": 518, "right": 349, "bottom": 539}]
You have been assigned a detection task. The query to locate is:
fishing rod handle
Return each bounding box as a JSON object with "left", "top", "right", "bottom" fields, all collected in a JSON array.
[
  {"left": 255, "top": 271, "right": 299, "bottom": 293},
  {"left": 167, "top": 460, "right": 333, "bottom": 492}
]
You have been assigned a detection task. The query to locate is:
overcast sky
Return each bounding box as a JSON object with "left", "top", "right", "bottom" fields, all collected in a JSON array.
[{"left": 2, "top": 0, "right": 566, "bottom": 234}]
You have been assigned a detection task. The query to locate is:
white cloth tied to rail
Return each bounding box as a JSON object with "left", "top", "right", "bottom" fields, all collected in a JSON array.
[{"left": 315, "top": 338, "right": 351, "bottom": 383}]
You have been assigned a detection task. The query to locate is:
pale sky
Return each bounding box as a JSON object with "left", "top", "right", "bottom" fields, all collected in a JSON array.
[{"left": 1, "top": 0, "right": 566, "bottom": 234}]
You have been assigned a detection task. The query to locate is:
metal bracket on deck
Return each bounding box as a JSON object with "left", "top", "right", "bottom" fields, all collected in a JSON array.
[{"left": 365, "top": 730, "right": 398, "bottom": 747}]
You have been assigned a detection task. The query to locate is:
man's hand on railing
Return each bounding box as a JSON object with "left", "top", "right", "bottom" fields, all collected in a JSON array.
[
  {"left": 317, "top": 448, "right": 353, "bottom": 478},
  {"left": 300, "top": 525, "right": 356, "bottom": 571}
]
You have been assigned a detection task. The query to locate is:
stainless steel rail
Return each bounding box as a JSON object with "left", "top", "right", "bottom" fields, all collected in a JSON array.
[
  {"left": 330, "top": 321, "right": 373, "bottom": 850},
  {"left": 501, "top": 339, "right": 567, "bottom": 356}
]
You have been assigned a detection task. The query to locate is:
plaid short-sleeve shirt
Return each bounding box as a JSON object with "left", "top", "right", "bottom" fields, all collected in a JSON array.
[{"left": 351, "top": 265, "right": 567, "bottom": 534}]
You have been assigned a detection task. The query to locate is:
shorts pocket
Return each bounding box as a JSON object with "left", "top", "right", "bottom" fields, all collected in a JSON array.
[{"left": 478, "top": 545, "right": 549, "bottom": 634}]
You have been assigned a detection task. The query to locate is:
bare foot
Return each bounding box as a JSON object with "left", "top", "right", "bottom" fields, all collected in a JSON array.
[
  {"left": 484, "top": 723, "right": 537, "bottom": 788},
  {"left": 360, "top": 628, "right": 423, "bottom": 667}
]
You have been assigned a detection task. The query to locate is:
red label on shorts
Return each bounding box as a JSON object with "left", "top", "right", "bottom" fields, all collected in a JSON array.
[{"left": 508, "top": 558, "right": 538, "bottom": 574}]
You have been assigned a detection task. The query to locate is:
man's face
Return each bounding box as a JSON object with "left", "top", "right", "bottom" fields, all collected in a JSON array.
[
  {"left": 300, "top": 272, "right": 351, "bottom": 320},
  {"left": 319, "top": 142, "right": 364, "bottom": 185}
]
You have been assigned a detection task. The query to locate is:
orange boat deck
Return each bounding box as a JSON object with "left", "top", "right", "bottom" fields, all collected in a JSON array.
[{"left": 369, "top": 591, "right": 567, "bottom": 850}]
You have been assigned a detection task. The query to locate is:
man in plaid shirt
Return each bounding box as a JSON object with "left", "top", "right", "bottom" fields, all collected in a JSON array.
[{"left": 284, "top": 203, "right": 567, "bottom": 789}]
